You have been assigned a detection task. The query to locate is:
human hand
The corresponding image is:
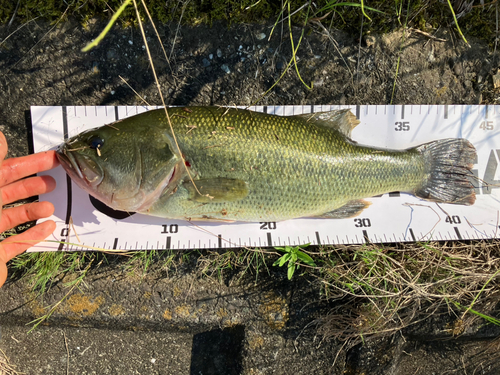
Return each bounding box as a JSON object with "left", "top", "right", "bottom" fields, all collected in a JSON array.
[{"left": 0, "top": 132, "right": 59, "bottom": 288}]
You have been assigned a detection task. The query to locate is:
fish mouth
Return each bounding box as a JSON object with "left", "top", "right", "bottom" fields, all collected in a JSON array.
[
  {"left": 56, "top": 144, "right": 104, "bottom": 188},
  {"left": 57, "top": 145, "right": 84, "bottom": 179}
]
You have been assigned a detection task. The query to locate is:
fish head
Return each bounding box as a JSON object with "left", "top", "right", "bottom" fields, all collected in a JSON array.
[{"left": 57, "top": 121, "right": 180, "bottom": 212}]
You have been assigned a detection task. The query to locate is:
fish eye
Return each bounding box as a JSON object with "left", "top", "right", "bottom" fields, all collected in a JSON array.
[{"left": 89, "top": 136, "right": 104, "bottom": 150}]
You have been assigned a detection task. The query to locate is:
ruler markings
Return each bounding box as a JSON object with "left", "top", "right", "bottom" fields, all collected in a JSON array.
[
  {"left": 409, "top": 228, "right": 416, "bottom": 242},
  {"left": 113, "top": 238, "right": 118, "bottom": 249},
  {"left": 59, "top": 107, "right": 73, "bottom": 251},
  {"left": 29, "top": 105, "right": 500, "bottom": 252},
  {"left": 315, "top": 231, "right": 321, "bottom": 245},
  {"left": 362, "top": 230, "right": 369, "bottom": 243}
]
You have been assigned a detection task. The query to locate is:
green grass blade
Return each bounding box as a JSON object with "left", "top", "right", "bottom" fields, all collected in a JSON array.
[
  {"left": 316, "top": 2, "right": 384, "bottom": 15},
  {"left": 82, "top": 0, "right": 132, "bottom": 52},
  {"left": 446, "top": 0, "right": 469, "bottom": 45}
]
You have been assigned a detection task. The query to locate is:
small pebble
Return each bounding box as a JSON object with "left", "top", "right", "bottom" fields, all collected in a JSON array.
[
  {"left": 217, "top": 48, "right": 222, "bottom": 58},
  {"left": 111, "top": 90, "right": 115, "bottom": 95},
  {"left": 151, "top": 358, "right": 156, "bottom": 364},
  {"left": 128, "top": 40, "right": 133, "bottom": 45},
  {"left": 256, "top": 32, "right": 266, "bottom": 40},
  {"left": 202, "top": 58, "right": 211, "bottom": 67},
  {"left": 314, "top": 78, "right": 324, "bottom": 87},
  {"left": 209, "top": 54, "right": 213, "bottom": 60},
  {"left": 221, "top": 64, "right": 230, "bottom": 74}
]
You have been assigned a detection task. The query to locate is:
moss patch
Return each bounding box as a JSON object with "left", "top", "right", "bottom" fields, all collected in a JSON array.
[{"left": 64, "top": 294, "right": 105, "bottom": 318}]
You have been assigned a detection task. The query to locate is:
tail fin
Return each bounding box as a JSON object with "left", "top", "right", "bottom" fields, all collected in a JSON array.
[{"left": 415, "top": 139, "right": 476, "bottom": 205}]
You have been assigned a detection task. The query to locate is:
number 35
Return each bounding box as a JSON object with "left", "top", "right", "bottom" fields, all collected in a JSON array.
[{"left": 395, "top": 121, "right": 410, "bottom": 131}]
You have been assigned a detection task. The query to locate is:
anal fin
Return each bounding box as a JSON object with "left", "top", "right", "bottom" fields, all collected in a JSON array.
[{"left": 314, "top": 199, "right": 371, "bottom": 219}]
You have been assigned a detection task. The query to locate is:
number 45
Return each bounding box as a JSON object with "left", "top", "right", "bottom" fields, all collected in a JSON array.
[{"left": 480, "top": 121, "right": 494, "bottom": 131}]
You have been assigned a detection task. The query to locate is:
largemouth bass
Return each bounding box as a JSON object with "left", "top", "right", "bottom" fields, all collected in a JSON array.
[{"left": 56, "top": 107, "right": 476, "bottom": 222}]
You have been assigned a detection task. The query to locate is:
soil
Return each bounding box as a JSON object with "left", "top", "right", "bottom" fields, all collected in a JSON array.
[{"left": 0, "top": 17, "right": 499, "bottom": 375}]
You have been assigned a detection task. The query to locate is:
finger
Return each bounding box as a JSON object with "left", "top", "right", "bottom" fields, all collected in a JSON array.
[
  {"left": 0, "top": 242, "right": 7, "bottom": 288},
  {"left": 0, "top": 201, "right": 55, "bottom": 233},
  {"left": 0, "top": 261, "right": 6, "bottom": 288},
  {"left": 2, "top": 220, "right": 56, "bottom": 261},
  {"left": 2, "top": 175, "right": 57, "bottom": 206},
  {"left": 0, "top": 151, "right": 60, "bottom": 187},
  {"left": 0, "top": 132, "right": 7, "bottom": 165}
]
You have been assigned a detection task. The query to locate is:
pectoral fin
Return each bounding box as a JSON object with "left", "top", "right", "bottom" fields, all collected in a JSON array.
[
  {"left": 184, "top": 178, "right": 249, "bottom": 203},
  {"left": 314, "top": 199, "right": 371, "bottom": 219}
]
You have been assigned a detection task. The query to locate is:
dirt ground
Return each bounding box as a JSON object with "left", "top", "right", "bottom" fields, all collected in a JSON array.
[{"left": 0, "top": 18, "right": 500, "bottom": 375}]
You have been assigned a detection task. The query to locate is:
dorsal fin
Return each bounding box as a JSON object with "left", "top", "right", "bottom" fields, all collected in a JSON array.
[{"left": 293, "top": 109, "right": 360, "bottom": 137}]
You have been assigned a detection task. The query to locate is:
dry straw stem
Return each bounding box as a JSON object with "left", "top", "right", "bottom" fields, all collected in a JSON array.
[
  {"left": 0, "top": 348, "right": 22, "bottom": 375},
  {"left": 316, "top": 240, "right": 500, "bottom": 344}
]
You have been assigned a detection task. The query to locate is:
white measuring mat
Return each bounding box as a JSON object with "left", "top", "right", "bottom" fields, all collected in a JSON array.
[{"left": 29, "top": 105, "right": 500, "bottom": 252}]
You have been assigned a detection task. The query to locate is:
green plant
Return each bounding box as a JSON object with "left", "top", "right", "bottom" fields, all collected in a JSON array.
[{"left": 273, "top": 243, "right": 316, "bottom": 280}]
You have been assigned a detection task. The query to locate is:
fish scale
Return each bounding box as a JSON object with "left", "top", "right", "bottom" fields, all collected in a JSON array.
[{"left": 142, "top": 107, "right": 427, "bottom": 221}]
